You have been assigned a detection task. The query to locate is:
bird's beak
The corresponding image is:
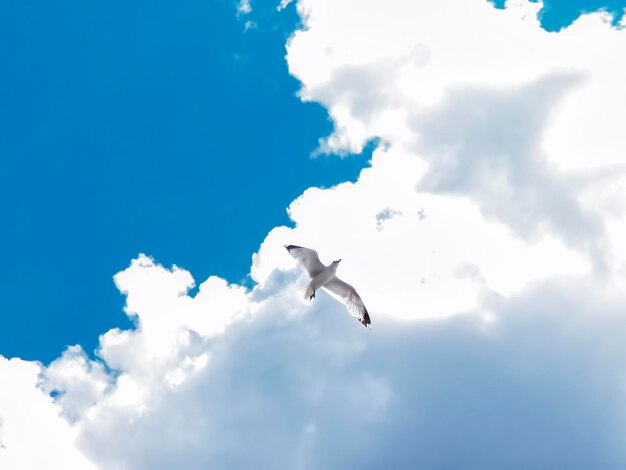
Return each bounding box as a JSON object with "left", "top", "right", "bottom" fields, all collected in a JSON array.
[{"left": 338, "top": 259, "right": 342, "bottom": 262}]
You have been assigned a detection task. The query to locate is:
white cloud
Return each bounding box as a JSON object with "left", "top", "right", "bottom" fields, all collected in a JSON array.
[
  {"left": 0, "top": 357, "right": 96, "bottom": 469},
  {"left": 283, "top": 0, "right": 626, "bottom": 283},
  {"left": 253, "top": 143, "right": 592, "bottom": 319},
  {"left": 42, "top": 346, "right": 113, "bottom": 423},
  {"left": 14, "top": 272, "right": 626, "bottom": 468},
  {"left": 277, "top": 0, "right": 294, "bottom": 11},
  {"left": 288, "top": 0, "right": 626, "bottom": 169},
  {"left": 237, "top": 0, "right": 252, "bottom": 15},
  {"left": 2, "top": 0, "right": 626, "bottom": 468},
  {"left": 269, "top": 0, "right": 626, "bottom": 306}
]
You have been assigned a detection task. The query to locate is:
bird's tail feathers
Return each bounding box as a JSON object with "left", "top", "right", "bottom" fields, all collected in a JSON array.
[{"left": 303, "top": 285, "right": 315, "bottom": 301}]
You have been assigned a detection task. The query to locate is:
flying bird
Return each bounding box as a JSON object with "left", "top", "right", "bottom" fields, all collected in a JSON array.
[{"left": 285, "top": 245, "right": 371, "bottom": 328}]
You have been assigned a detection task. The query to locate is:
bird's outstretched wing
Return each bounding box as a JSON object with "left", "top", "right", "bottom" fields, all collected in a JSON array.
[
  {"left": 284, "top": 245, "right": 325, "bottom": 277},
  {"left": 322, "top": 277, "right": 371, "bottom": 328}
]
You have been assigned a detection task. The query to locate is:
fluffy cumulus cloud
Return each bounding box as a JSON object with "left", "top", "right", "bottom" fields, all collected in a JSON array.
[
  {"left": 0, "top": 357, "right": 96, "bottom": 469},
  {"left": 2, "top": 0, "right": 626, "bottom": 468}
]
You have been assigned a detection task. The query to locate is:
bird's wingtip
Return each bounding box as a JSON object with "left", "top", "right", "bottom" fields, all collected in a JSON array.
[
  {"left": 361, "top": 309, "right": 372, "bottom": 328},
  {"left": 285, "top": 244, "right": 303, "bottom": 252}
]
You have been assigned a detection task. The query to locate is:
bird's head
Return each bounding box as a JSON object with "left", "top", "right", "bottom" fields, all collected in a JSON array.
[{"left": 332, "top": 259, "right": 342, "bottom": 266}]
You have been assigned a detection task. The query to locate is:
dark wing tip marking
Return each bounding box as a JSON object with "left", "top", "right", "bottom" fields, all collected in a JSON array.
[{"left": 360, "top": 308, "right": 372, "bottom": 328}]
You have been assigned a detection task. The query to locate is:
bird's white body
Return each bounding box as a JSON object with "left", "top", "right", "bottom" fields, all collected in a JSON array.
[
  {"left": 305, "top": 262, "right": 339, "bottom": 300},
  {"left": 285, "top": 245, "right": 371, "bottom": 328}
]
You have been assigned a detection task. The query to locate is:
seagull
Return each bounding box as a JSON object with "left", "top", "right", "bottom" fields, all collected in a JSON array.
[{"left": 285, "top": 245, "right": 371, "bottom": 328}]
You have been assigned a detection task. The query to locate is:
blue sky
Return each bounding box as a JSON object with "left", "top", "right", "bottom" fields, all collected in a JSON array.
[
  {"left": 0, "top": 0, "right": 369, "bottom": 361},
  {"left": 2, "top": 1, "right": 626, "bottom": 467},
  {"left": 490, "top": 0, "right": 626, "bottom": 28}
]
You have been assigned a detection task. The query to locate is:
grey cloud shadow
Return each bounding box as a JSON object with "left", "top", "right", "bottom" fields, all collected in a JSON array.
[{"left": 409, "top": 72, "right": 608, "bottom": 271}]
